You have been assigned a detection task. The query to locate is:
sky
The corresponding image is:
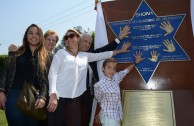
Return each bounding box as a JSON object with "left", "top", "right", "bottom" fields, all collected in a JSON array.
[{"left": 0, "top": 0, "right": 112, "bottom": 55}]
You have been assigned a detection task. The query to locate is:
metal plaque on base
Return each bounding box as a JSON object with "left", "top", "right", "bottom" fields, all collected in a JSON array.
[{"left": 122, "top": 90, "right": 176, "bottom": 126}]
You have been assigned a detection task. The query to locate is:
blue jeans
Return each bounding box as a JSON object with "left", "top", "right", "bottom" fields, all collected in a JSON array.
[{"left": 5, "top": 89, "right": 38, "bottom": 126}]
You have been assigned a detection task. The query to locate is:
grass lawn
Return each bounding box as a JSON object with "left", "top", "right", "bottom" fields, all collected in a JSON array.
[{"left": 0, "top": 110, "right": 8, "bottom": 126}]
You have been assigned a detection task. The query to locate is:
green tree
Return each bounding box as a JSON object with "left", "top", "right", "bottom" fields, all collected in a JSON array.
[
  {"left": 90, "top": 31, "right": 95, "bottom": 50},
  {"left": 73, "top": 26, "right": 92, "bottom": 34}
]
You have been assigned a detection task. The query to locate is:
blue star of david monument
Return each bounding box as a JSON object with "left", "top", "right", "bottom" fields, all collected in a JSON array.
[{"left": 108, "top": 0, "right": 190, "bottom": 83}]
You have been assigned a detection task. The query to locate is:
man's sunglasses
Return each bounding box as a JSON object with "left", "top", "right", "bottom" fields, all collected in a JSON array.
[{"left": 64, "top": 34, "right": 76, "bottom": 40}]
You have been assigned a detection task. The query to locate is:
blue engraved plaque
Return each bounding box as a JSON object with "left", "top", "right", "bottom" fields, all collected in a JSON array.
[{"left": 108, "top": 0, "right": 190, "bottom": 83}]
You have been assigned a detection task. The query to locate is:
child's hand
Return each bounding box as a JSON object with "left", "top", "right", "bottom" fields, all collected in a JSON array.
[{"left": 134, "top": 51, "right": 145, "bottom": 63}]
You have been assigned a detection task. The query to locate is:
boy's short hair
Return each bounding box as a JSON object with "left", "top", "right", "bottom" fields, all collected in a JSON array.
[
  {"left": 103, "top": 58, "right": 117, "bottom": 68},
  {"left": 44, "top": 30, "right": 59, "bottom": 43}
]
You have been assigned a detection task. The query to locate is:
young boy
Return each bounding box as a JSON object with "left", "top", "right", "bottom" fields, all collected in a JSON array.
[{"left": 94, "top": 51, "right": 144, "bottom": 126}]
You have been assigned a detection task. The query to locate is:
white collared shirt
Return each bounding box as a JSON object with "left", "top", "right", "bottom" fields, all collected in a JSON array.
[{"left": 48, "top": 48, "right": 113, "bottom": 99}]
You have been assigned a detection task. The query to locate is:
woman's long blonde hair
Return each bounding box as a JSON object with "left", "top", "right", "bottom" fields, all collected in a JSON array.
[{"left": 16, "top": 24, "right": 49, "bottom": 74}]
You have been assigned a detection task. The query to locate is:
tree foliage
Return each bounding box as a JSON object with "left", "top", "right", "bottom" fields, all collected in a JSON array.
[{"left": 73, "top": 26, "right": 92, "bottom": 34}]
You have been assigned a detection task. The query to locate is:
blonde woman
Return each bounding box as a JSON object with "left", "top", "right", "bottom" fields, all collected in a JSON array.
[{"left": 47, "top": 29, "right": 130, "bottom": 126}]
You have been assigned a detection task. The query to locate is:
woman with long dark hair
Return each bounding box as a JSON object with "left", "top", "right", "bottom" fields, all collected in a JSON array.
[{"left": 0, "top": 24, "right": 51, "bottom": 126}]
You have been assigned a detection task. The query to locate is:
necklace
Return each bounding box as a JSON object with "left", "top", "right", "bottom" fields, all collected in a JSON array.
[{"left": 66, "top": 48, "right": 77, "bottom": 56}]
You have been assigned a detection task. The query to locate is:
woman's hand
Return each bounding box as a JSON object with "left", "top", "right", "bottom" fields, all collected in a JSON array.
[
  {"left": 113, "top": 42, "right": 131, "bottom": 56},
  {"left": 120, "top": 42, "right": 131, "bottom": 53},
  {"left": 0, "top": 92, "right": 7, "bottom": 110},
  {"left": 35, "top": 98, "right": 45, "bottom": 109},
  {"left": 47, "top": 93, "right": 58, "bottom": 112}
]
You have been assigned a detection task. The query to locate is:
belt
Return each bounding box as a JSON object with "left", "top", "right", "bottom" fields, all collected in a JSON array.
[{"left": 60, "top": 95, "right": 82, "bottom": 102}]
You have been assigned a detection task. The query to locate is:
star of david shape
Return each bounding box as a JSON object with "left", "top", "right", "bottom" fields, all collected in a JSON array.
[{"left": 108, "top": 0, "right": 190, "bottom": 83}]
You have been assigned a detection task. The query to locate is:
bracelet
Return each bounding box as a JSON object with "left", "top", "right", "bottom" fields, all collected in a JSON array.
[{"left": 133, "top": 62, "right": 137, "bottom": 66}]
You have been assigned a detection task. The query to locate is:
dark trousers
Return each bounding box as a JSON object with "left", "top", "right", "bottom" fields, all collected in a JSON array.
[
  {"left": 81, "top": 88, "right": 93, "bottom": 126},
  {"left": 38, "top": 119, "right": 47, "bottom": 126},
  {"left": 47, "top": 96, "right": 81, "bottom": 126}
]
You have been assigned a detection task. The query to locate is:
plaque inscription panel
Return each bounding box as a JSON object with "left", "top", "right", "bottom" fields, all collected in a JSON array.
[{"left": 122, "top": 90, "right": 176, "bottom": 126}]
